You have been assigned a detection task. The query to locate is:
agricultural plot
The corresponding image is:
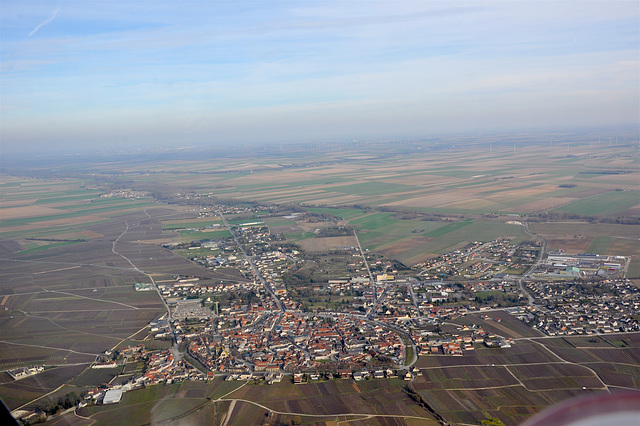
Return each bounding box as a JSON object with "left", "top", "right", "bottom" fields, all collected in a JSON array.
[
  {"left": 417, "top": 386, "right": 597, "bottom": 426},
  {"left": 161, "top": 218, "right": 223, "bottom": 230},
  {"left": 414, "top": 331, "right": 640, "bottom": 425},
  {"left": 0, "top": 364, "right": 87, "bottom": 411},
  {"left": 86, "top": 391, "right": 206, "bottom": 425},
  {"left": 416, "top": 341, "right": 558, "bottom": 369},
  {"left": 450, "top": 311, "right": 544, "bottom": 339},
  {"left": 554, "top": 190, "right": 640, "bottom": 216},
  {"left": 306, "top": 207, "right": 370, "bottom": 220},
  {"left": 297, "top": 236, "right": 359, "bottom": 252},
  {"left": 418, "top": 365, "right": 518, "bottom": 390},
  {"left": 111, "top": 143, "right": 637, "bottom": 219},
  {"left": 507, "top": 363, "right": 603, "bottom": 390},
  {"left": 0, "top": 205, "right": 234, "bottom": 412},
  {"left": 225, "top": 378, "right": 437, "bottom": 420},
  {"left": 69, "top": 367, "right": 120, "bottom": 387}
]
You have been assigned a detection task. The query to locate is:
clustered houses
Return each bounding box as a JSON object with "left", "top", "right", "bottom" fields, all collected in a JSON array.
[
  {"left": 415, "top": 238, "right": 536, "bottom": 280},
  {"left": 142, "top": 350, "right": 204, "bottom": 384},
  {"left": 99, "top": 190, "right": 146, "bottom": 199},
  {"left": 83, "top": 346, "right": 207, "bottom": 406},
  {"left": 186, "top": 312, "right": 407, "bottom": 375},
  {"left": 522, "top": 279, "right": 640, "bottom": 335},
  {"left": 156, "top": 208, "right": 637, "bottom": 385}
]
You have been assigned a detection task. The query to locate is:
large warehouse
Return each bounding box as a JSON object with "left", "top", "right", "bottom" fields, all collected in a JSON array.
[{"left": 103, "top": 389, "right": 123, "bottom": 405}]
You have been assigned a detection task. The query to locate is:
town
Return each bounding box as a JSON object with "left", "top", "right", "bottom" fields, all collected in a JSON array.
[{"left": 66, "top": 204, "right": 637, "bottom": 408}]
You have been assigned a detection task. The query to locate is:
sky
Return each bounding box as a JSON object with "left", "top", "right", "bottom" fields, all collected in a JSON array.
[{"left": 1, "top": 1, "right": 638, "bottom": 154}]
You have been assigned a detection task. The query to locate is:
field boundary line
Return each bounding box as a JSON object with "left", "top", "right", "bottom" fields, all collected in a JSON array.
[{"left": 0, "top": 340, "right": 99, "bottom": 356}]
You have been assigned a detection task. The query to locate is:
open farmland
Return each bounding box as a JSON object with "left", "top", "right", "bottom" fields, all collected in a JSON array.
[
  {"left": 0, "top": 364, "right": 87, "bottom": 411},
  {"left": 0, "top": 193, "right": 251, "bottom": 411},
  {"left": 414, "top": 328, "right": 640, "bottom": 425},
  {"left": 1, "top": 139, "right": 639, "bottom": 422},
  {"left": 224, "top": 378, "right": 438, "bottom": 423},
  {"left": 77, "top": 378, "right": 438, "bottom": 426},
  {"left": 6, "top": 142, "right": 637, "bottom": 265}
]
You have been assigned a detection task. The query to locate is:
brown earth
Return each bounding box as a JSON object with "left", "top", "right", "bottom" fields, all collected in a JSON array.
[{"left": 297, "top": 236, "right": 358, "bottom": 252}]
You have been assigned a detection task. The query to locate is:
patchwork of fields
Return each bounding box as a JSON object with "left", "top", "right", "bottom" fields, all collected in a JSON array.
[{"left": 1, "top": 141, "right": 638, "bottom": 422}]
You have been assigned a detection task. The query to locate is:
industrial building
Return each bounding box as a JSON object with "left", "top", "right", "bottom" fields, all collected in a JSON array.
[{"left": 103, "top": 388, "right": 123, "bottom": 405}]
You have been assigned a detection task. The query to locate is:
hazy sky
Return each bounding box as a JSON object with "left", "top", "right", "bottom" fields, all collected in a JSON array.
[{"left": 1, "top": 1, "right": 638, "bottom": 153}]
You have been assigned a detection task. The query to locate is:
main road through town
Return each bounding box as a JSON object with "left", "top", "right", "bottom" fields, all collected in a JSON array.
[{"left": 218, "top": 211, "right": 285, "bottom": 314}]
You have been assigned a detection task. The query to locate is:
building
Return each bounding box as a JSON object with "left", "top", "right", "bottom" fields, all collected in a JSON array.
[{"left": 103, "top": 389, "right": 123, "bottom": 404}]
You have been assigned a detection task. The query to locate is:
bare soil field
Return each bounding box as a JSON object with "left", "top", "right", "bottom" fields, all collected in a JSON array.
[
  {"left": 510, "top": 197, "right": 578, "bottom": 213},
  {"left": 530, "top": 222, "right": 640, "bottom": 239},
  {"left": 226, "top": 378, "right": 436, "bottom": 420},
  {"left": 413, "top": 333, "right": 634, "bottom": 426},
  {"left": 416, "top": 341, "right": 558, "bottom": 369},
  {"left": 297, "top": 236, "right": 358, "bottom": 251},
  {"left": 544, "top": 238, "right": 594, "bottom": 253},
  {"left": 418, "top": 364, "right": 519, "bottom": 390},
  {"left": 451, "top": 311, "right": 544, "bottom": 339},
  {"left": 0, "top": 206, "right": 68, "bottom": 220}
]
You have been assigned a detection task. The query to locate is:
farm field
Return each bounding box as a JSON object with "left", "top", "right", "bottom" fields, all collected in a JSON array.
[
  {"left": 0, "top": 199, "right": 249, "bottom": 411},
  {"left": 224, "top": 378, "right": 438, "bottom": 423},
  {"left": 1, "top": 140, "right": 639, "bottom": 422},
  {"left": 76, "top": 378, "right": 438, "bottom": 426},
  {"left": 0, "top": 364, "right": 87, "bottom": 411},
  {"left": 4, "top": 142, "right": 637, "bottom": 265},
  {"left": 414, "top": 329, "right": 640, "bottom": 425}
]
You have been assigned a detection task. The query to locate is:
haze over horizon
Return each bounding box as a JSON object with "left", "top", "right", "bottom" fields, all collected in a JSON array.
[{"left": 1, "top": 1, "right": 638, "bottom": 155}]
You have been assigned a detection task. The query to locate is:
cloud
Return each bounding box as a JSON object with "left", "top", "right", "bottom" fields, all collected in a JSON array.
[{"left": 28, "top": 6, "right": 60, "bottom": 37}]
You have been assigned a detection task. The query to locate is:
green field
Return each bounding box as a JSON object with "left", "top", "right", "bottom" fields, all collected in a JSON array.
[
  {"left": 425, "top": 219, "right": 473, "bottom": 237},
  {"left": 554, "top": 190, "right": 639, "bottom": 216},
  {"left": 306, "top": 207, "right": 369, "bottom": 220},
  {"left": 350, "top": 212, "right": 397, "bottom": 230}
]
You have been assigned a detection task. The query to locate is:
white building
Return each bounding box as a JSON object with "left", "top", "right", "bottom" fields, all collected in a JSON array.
[{"left": 103, "top": 389, "right": 123, "bottom": 404}]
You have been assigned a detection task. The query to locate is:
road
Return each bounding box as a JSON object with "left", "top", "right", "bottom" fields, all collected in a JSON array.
[
  {"left": 518, "top": 221, "right": 545, "bottom": 306},
  {"left": 111, "top": 210, "right": 177, "bottom": 345},
  {"left": 353, "top": 230, "right": 376, "bottom": 304},
  {"left": 407, "top": 281, "right": 422, "bottom": 318},
  {"left": 366, "top": 283, "right": 389, "bottom": 318},
  {"left": 218, "top": 211, "right": 285, "bottom": 313}
]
